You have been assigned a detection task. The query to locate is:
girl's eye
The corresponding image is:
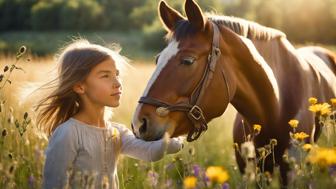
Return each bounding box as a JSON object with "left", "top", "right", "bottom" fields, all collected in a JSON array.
[
  {"left": 102, "top": 75, "right": 109, "bottom": 78},
  {"left": 181, "top": 57, "right": 195, "bottom": 65}
]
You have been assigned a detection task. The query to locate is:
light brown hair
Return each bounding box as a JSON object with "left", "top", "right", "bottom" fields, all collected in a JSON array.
[{"left": 35, "top": 39, "right": 127, "bottom": 136}]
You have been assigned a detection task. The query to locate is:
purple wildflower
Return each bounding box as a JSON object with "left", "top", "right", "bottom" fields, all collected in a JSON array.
[
  {"left": 222, "top": 182, "right": 230, "bottom": 189},
  {"left": 165, "top": 178, "right": 173, "bottom": 188},
  {"left": 147, "top": 170, "right": 159, "bottom": 187},
  {"left": 193, "top": 164, "right": 201, "bottom": 177},
  {"left": 29, "top": 174, "right": 35, "bottom": 189},
  {"left": 329, "top": 164, "right": 336, "bottom": 175}
]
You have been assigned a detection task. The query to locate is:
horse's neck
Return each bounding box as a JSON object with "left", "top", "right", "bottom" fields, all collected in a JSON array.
[
  {"left": 250, "top": 38, "right": 314, "bottom": 121},
  {"left": 226, "top": 36, "right": 282, "bottom": 126}
]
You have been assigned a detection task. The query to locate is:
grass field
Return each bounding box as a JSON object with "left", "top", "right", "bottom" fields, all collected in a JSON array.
[{"left": 0, "top": 33, "right": 336, "bottom": 188}]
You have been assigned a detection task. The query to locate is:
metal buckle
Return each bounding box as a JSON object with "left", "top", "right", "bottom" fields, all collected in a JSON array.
[
  {"left": 189, "top": 105, "right": 203, "bottom": 121},
  {"left": 214, "top": 47, "right": 221, "bottom": 56}
]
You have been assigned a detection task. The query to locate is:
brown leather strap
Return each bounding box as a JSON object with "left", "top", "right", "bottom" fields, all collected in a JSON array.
[
  {"left": 190, "top": 22, "right": 221, "bottom": 103},
  {"left": 139, "top": 97, "right": 192, "bottom": 112}
]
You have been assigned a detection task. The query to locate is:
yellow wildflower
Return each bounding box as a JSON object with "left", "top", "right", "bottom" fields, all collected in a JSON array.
[
  {"left": 253, "top": 124, "right": 262, "bottom": 134},
  {"left": 206, "top": 166, "right": 229, "bottom": 184},
  {"left": 293, "top": 132, "right": 309, "bottom": 141},
  {"left": 309, "top": 104, "right": 319, "bottom": 113},
  {"left": 302, "top": 143, "right": 312, "bottom": 151},
  {"left": 307, "top": 147, "right": 336, "bottom": 167},
  {"left": 309, "top": 103, "right": 331, "bottom": 115},
  {"left": 288, "top": 119, "right": 299, "bottom": 128},
  {"left": 331, "top": 98, "right": 336, "bottom": 106},
  {"left": 308, "top": 97, "right": 318, "bottom": 105},
  {"left": 183, "top": 176, "right": 197, "bottom": 189}
]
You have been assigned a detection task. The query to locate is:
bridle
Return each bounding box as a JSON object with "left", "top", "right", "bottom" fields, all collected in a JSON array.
[{"left": 139, "top": 22, "right": 226, "bottom": 142}]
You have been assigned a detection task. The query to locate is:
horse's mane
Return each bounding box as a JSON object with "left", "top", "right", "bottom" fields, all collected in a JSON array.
[
  {"left": 209, "top": 15, "right": 285, "bottom": 40},
  {"left": 170, "top": 14, "right": 286, "bottom": 41}
]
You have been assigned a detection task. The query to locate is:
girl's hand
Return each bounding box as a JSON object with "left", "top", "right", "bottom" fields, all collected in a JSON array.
[{"left": 163, "top": 133, "right": 185, "bottom": 154}]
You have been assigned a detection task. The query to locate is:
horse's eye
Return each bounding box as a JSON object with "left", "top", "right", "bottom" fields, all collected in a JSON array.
[{"left": 181, "top": 57, "right": 195, "bottom": 65}]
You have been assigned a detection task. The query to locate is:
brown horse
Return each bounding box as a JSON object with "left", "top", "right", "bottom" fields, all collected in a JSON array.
[{"left": 131, "top": 0, "right": 336, "bottom": 185}]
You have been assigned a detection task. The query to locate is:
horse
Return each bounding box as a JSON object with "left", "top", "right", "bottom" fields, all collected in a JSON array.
[{"left": 131, "top": 0, "right": 336, "bottom": 185}]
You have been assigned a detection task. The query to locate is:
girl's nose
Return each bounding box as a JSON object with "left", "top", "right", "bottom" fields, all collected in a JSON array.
[{"left": 113, "top": 79, "right": 121, "bottom": 88}]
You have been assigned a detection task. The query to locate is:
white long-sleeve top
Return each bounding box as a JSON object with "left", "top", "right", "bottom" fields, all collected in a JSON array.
[{"left": 42, "top": 117, "right": 183, "bottom": 189}]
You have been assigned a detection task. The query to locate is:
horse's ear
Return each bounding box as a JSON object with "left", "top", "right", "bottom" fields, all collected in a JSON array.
[
  {"left": 185, "top": 0, "right": 205, "bottom": 31},
  {"left": 159, "top": 0, "right": 184, "bottom": 32}
]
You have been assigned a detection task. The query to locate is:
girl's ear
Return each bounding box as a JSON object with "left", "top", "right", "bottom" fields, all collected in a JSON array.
[
  {"left": 159, "top": 0, "right": 184, "bottom": 32},
  {"left": 73, "top": 83, "right": 85, "bottom": 95}
]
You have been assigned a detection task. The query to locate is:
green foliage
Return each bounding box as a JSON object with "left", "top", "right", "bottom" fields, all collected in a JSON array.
[
  {"left": 31, "top": 0, "right": 105, "bottom": 30},
  {"left": 31, "top": 0, "right": 64, "bottom": 30},
  {"left": 142, "top": 20, "right": 167, "bottom": 51},
  {"left": 99, "top": 0, "right": 147, "bottom": 30},
  {"left": 0, "top": 0, "right": 36, "bottom": 31},
  {"left": 1, "top": 0, "right": 336, "bottom": 54},
  {"left": 59, "top": 0, "right": 105, "bottom": 30},
  {"left": 129, "top": 0, "right": 157, "bottom": 29}
]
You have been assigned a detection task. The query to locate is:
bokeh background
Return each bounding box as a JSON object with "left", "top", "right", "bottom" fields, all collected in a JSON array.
[
  {"left": 1, "top": 0, "right": 336, "bottom": 57},
  {"left": 0, "top": 0, "right": 336, "bottom": 188}
]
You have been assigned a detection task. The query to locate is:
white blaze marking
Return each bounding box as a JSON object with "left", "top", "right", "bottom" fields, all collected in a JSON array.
[
  {"left": 143, "top": 40, "right": 180, "bottom": 96},
  {"left": 132, "top": 40, "right": 180, "bottom": 128}
]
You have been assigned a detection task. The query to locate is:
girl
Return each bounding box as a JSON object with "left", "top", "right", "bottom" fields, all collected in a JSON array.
[{"left": 35, "top": 40, "right": 184, "bottom": 189}]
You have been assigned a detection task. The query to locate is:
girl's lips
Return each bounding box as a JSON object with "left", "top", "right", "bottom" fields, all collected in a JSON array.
[{"left": 111, "top": 92, "right": 121, "bottom": 96}]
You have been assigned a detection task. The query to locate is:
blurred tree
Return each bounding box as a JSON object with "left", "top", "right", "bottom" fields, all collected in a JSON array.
[
  {"left": 0, "top": 0, "right": 37, "bottom": 31},
  {"left": 1, "top": 0, "right": 336, "bottom": 51},
  {"left": 60, "top": 0, "right": 105, "bottom": 30},
  {"left": 31, "top": 0, "right": 106, "bottom": 30},
  {"left": 224, "top": 0, "right": 260, "bottom": 19},
  {"left": 31, "top": 0, "right": 63, "bottom": 30},
  {"left": 281, "top": 0, "right": 335, "bottom": 43},
  {"left": 255, "top": 0, "right": 283, "bottom": 29},
  {"left": 98, "top": 0, "right": 146, "bottom": 30}
]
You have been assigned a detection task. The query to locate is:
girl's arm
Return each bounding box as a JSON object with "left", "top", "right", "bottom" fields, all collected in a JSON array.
[
  {"left": 116, "top": 124, "right": 184, "bottom": 162},
  {"left": 42, "top": 125, "right": 78, "bottom": 189}
]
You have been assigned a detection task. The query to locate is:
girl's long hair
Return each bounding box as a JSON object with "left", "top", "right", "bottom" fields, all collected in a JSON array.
[{"left": 35, "top": 39, "right": 127, "bottom": 136}]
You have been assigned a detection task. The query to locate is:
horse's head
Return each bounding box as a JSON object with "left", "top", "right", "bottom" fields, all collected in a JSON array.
[{"left": 132, "top": 0, "right": 234, "bottom": 141}]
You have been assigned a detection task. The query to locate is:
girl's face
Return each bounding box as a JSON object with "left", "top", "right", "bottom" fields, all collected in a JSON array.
[{"left": 81, "top": 58, "right": 122, "bottom": 108}]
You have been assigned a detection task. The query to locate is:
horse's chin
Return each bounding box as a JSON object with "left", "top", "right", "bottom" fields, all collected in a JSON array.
[
  {"left": 140, "top": 131, "right": 165, "bottom": 141},
  {"left": 143, "top": 123, "right": 178, "bottom": 141},
  {"left": 141, "top": 124, "right": 170, "bottom": 141}
]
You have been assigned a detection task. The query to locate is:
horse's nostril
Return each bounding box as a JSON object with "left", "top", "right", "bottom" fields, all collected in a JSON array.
[{"left": 139, "top": 118, "right": 147, "bottom": 134}]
